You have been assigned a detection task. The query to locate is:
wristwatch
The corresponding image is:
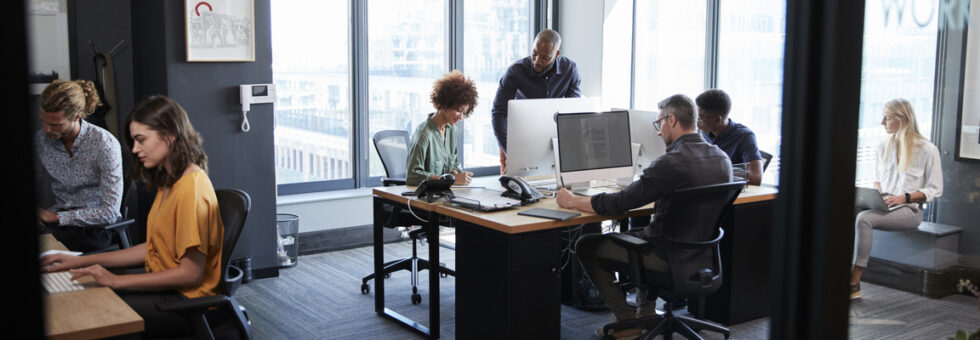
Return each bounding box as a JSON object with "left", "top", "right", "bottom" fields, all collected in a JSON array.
[{"left": 904, "top": 193, "right": 911, "bottom": 203}]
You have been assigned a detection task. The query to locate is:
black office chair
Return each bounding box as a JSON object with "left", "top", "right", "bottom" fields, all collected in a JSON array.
[
  {"left": 361, "top": 130, "right": 455, "bottom": 305},
  {"left": 598, "top": 181, "right": 745, "bottom": 340},
  {"left": 760, "top": 150, "right": 773, "bottom": 172},
  {"left": 155, "top": 189, "right": 252, "bottom": 340}
]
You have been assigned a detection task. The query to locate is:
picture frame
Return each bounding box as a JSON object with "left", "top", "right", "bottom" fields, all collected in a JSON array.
[
  {"left": 955, "top": 4, "right": 979, "bottom": 161},
  {"left": 185, "top": 0, "right": 255, "bottom": 62}
]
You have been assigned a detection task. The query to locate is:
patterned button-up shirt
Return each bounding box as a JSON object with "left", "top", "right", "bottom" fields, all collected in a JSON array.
[{"left": 35, "top": 120, "right": 123, "bottom": 226}]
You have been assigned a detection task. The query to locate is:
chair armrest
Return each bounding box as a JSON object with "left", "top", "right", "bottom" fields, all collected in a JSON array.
[
  {"left": 607, "top": 233, "right": 649, "bottom": 249},
  {"left": 662, "top": 228, "right": 725, "bottom": 249},
  {"left": 383, "top": 178, "right": 407, "bottom": 186},
  {"left": 226, "top": 265, "right": 243, "bottom": 296},
  {"left": 157, "top": 295, "right": 232, "bottom": 314},
  {"left": 101, "top": 218, "right": 135, "bottom": 231}
]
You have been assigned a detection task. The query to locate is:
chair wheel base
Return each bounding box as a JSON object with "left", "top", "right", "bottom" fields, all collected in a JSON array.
[
  {"left": 411, "top": 293, "right": 422, "bottom": 305},
  {"left": 361, "top": 283, "right": 370, "bottom": 294}
]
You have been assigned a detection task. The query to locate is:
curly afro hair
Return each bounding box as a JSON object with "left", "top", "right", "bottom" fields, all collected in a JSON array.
[{"left": 430, "top": 70, "right": 478, "bottom": 117}]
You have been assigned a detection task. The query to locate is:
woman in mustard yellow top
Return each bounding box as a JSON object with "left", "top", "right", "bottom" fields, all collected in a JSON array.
[{"left": 41, "top": 95, "right": 224, "bottom": 337}]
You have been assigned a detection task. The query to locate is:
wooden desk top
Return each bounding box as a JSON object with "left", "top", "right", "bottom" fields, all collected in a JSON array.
[
  {"left": 41, "top": 234, "right": 144, "bottom": 340},
  {"left": 373, "top": 176, "right": 778, "bottom": 234}
]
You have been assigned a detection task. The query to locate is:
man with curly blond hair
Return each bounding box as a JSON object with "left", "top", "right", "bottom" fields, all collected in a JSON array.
[{"left": 35, "top": 79, "right": 123, "bottom": 252}]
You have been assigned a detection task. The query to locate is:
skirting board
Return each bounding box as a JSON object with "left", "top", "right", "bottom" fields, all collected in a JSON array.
[
  {"left": 298, "top": 225, "right": 402, "bottom": 255},
  {"left": 863, "top": 257, "right": 980, "bottom": 299}
]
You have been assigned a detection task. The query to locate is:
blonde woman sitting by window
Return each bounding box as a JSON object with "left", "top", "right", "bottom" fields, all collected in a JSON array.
[{"left": 850, "top": 98, "right": 942, "bottom": 300}]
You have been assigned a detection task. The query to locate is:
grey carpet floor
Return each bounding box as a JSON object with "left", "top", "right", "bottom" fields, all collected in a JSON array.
[{"left": 234, "top": 241, "right": 980, "bottom": 339}]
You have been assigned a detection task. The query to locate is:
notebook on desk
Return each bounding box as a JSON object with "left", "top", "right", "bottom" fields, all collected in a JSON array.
[{"left": 449, "top": 188, "right": 523, "bottom": 212}]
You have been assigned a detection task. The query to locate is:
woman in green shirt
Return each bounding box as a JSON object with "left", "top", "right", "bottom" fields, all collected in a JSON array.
[{"left": 406, "top": 70, "right": 479, "bottom": 186}]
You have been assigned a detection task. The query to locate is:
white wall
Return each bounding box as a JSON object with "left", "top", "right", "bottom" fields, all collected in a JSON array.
[
  {"left": 559, "top": 0, "right": 631, "bottom": 110},
  {"left": 277, "top": 189, "right": 374, "bottom": 233},
  {"left": 559, "top": 0, "right": 604, "bottom": 100},
  {"left": 600, "top": 0, "right": 633, "bottom": 109}
]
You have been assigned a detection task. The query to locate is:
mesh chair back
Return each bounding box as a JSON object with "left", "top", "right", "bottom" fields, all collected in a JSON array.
[
  {"left": 658, "top": 181, "right": 744, "bottom": 297},
  {"left": 373, "top": 130, "right": 411, "bottom": 180},
  {"left": 215, "top": 189, "right": 251, "bottom": 295},
  {"left": 760, "top": 150, "right": 773, "bottom": 172}
]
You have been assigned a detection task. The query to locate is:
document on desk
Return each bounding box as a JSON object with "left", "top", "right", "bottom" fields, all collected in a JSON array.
[{"left": 450, "top": 187, "right": 523, "bottom": 212}]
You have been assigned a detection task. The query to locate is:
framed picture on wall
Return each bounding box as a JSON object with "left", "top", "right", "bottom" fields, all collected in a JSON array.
[
  {"left": 956, "top": 4, "right": 979, "bottom": 161},
  {"left": 185, "top": 0, "right": 255, "bottom": 62}
]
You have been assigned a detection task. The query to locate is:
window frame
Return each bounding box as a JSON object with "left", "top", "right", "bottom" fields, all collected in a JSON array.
[{"left": 275, "top": 0, "right": 549, "bottom": 195}]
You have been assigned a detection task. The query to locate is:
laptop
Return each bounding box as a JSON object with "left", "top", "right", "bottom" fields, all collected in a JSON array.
[
  {"left": 449, "top": 188, "right": 523, "bottom": 212},
  {"left": 854, "top": 187, "right": 903, "bottom": 212}
]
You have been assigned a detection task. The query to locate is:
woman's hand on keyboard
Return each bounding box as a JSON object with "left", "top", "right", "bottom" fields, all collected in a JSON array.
[
  {"left": 41, "top": 253, "right": 84, "bottom": 273},
  {"left": 69, "top": 264, "right": 118, "bottom": 288}
]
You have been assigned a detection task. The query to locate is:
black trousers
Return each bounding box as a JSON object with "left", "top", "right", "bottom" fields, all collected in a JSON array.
[
  {"left": 115, "top": 290, "right": 195, "bottom": 338},
  {"left": 46, "top": 225, "right": 113, "bottom": 253}
]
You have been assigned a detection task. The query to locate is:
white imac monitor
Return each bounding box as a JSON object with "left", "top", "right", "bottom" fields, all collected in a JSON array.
[
  {"left": 505, "top": 97, "right": 600, "bottom": 177},
  {"left": 556, "top": 110, "right": 634, "bottom": 193},
  {"left": 628, "top": 109, "right": 667, "bottom": 172}
]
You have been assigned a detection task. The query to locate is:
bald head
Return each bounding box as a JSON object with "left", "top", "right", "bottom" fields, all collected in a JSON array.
[{"left": 534, "top": 29, "right": 562, "bottom": 50}]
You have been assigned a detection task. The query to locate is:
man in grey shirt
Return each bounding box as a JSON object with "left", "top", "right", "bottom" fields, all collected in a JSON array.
[
  {"left": 556, "top": 94, "right": 731, "bottom": 337},
  {"left": 35, "top": 80, "right": 123, "bottom": 252}
]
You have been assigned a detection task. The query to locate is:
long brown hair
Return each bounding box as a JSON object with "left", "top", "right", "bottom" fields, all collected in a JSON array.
[
  {"left": 39, "top": 79, "right": 100, "bottom": 120},
  {"left": 125, "top": 95, "right": 208, "bottom": 190}
]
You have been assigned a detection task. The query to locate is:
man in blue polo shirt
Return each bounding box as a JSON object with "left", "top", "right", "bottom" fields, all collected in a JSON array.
[
  {"left": 696, "top": 89, "right": 764, "bottom": 185},
  {"left": 491, "top": 29, "right": 582, "bottom": 173}
]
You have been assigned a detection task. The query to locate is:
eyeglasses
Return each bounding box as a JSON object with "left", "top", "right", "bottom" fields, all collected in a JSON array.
[{"left": 653, "top": 114, "right": 671, "bottom": 131}]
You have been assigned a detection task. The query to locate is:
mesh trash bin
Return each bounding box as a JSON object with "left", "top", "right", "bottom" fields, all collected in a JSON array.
[{"left": 276, "top": 213, "right": 300, "bottom": 268}]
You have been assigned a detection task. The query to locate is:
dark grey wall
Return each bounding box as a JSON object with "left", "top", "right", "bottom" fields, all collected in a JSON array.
[
  {"left": 128, "top": 0, "right": 278, "bottom": 275},
  {"left": 935, "top": 23, "right": 980, "bottom": 269},
  {"left": 69, "top": 0, "right": 135, "bottom": 136}
]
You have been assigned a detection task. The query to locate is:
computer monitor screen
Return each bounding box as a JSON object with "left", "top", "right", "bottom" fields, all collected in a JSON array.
[
  {"left": 628, "top": 109, "right": 666, "bottom": 171},
  {"left": 505, "top": 97, "right": 600, "bottom": 177},
  {"left": 556, "top": 110, "right": 634, "bottom": 188}
]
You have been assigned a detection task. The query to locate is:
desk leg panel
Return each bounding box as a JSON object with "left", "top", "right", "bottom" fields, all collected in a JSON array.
[
  {"left": 455, "top": 221, "right": 562, "bottom": 340},
  {"left": 373, "top": 197, "right": 386, "bottom": 314},
  {"left": 695, "top": 200, "right": 774, "bottom": 325}
]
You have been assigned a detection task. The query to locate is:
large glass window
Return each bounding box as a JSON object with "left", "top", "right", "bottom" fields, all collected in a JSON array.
[
  {"left": 856, "top": 0, "right": 938, "bottom": 186},
  {"left": 462, "top": 0, "right": 531, "bottom": 169},
  {"left": 718, "top": 0, "right": 786, "bottom": 185},
  {"left": 633, "top": 0, "right": 706, "bottom": 110},
  {"left": 368, "top": 0, "right": 448, "bottom": 177},
  {"left": 272, "top": 0, "right": 535, "bottom": 194},
  {"left": 271, "top": 0, "right": 351, "bottom": 185}
]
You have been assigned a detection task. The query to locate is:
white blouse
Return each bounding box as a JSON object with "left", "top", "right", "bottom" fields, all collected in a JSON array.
[{"left": 875, "top": 138, "right": 943, "bottom": 204}]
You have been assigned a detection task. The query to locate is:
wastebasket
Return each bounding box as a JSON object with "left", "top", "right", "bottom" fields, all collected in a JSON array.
[{"left": 276, "top": 213, "right": 300, "bottom": 268}]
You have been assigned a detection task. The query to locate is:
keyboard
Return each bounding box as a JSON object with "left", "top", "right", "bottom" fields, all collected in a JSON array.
[{"left": 43, "top": 271, "right": 84, "bottom": 294}]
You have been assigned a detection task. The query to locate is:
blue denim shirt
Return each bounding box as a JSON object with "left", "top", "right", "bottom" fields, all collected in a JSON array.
[
  {"left": 491, "top": 55, "right": 582, "bottom": 151},
  {"left": 590, "top": 133, "right": 732, "bottom": 241}
]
